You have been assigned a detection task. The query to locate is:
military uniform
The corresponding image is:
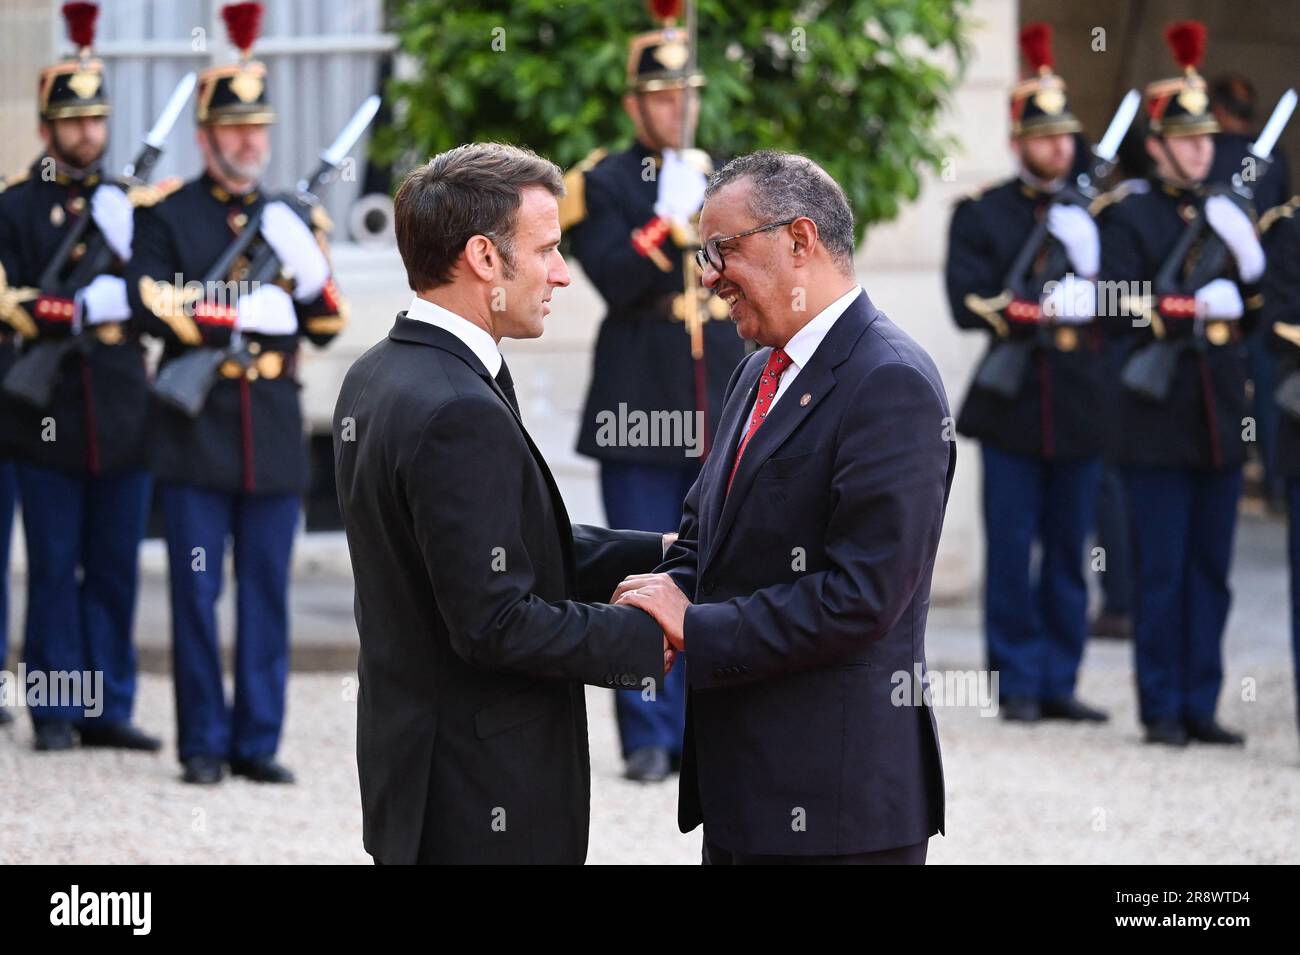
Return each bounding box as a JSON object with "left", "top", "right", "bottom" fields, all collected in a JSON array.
[
  {"left": 562, "top": 22, "right": 744, "bottom": 778},
  {"left": 0, "top": 4, "right": 158, "bottom": 747},
  {"left": 124, "top": 3, "right": 346, "bottom": 782},
  {"left": 0, "top": 173, "right": 26, "bottom": 711},
  {"left": 1261, "top": 195, "right": 1300, "bottom": 739},
  {"left": 944, "top": 23, "right": 1106, "bottom": 718},
  {"left": 1097, "top": 21, "right": 1262, "bottom": 745}
]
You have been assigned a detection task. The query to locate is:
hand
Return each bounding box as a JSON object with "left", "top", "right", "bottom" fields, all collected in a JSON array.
[
  {"left": 1046, "top": 203, "right": 1100, "bottom": 277},
  {"left": 614, "top": 572, "right": 689, "bottom": 651},
  {"left": 76, "top": 274, "right": 130, "bottom": 326},
  {"left": 1041, "top": 275, "right": 1095, "bottom": 324},
  {"left": 260, "top": 200, "right": 330, "bottom": 302},
  {"left": 237, "top": 283, "right": 299, "bottom": 335},
  {"left": 91, "top": 184, "right": 133, "bottom": 262},
  {"left": 654, "top": 148, "right": 707, "bottom": 225},
  {"left": 664, "top": 635, "right": 677, "bottom": 675},
  {"left": 1204, "top": 194, "right": 1265, "bottom": 283},
  {"left": 1194, "top": 277, "right": 1245, "bottom": 320},
  {"left": 661, "top": 532, "right": 678, "bottom": 557}
]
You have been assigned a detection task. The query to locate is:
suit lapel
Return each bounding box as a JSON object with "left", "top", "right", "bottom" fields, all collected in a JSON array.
[
  {"left": 703, "top": 294, "right": 878, "bottom": 571},
  {"left": 699, "top": 355, "right": 763, "bottom": 565},
  {"left": 390, "top": 314, "right": 579, "bottom": 586}
]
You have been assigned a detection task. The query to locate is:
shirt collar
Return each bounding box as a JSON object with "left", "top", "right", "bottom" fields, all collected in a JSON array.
[
  {"left": 781, "top": 285, "right": 862, "bottom": 372},
  {"left": 406, "top": 296, "right": 502, "bottom": 378}
]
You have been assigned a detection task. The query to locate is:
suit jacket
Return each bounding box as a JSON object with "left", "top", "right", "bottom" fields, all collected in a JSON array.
[
  {"left": 658, "top": 291, "right": 952, "bottom": 856},
  {"left": 333, "top": 314, "right": 664, "bottom": 864}
]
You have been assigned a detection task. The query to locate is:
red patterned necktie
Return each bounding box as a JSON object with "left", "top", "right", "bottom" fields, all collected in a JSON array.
[{"left": 727, "top": 348, "right": 790, "bottom": 494}]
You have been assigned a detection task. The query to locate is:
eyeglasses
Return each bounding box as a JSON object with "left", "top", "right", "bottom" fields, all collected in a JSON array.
[{"left": 695, "top": 218, "right": 798, "bottom": 273}]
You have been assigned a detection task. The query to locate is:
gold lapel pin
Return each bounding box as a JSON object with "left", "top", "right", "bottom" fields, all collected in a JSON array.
[{"left": 800, "top": 393, "right": 811, "bottom": 406}]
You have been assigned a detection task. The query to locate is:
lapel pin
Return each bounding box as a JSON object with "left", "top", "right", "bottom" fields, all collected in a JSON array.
[{"left": 800, "top": 393, "right": 811, "bottom": 406}]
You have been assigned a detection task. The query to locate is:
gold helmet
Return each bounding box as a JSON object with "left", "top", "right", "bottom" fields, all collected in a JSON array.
[
  {"left": 39, "top": 3, "right": 111, "bottom": 120},
  {"left": 196, "top": 2, "right": 276, "bottom": 126},
  {"left": 1009, "top": 23, "right": 1082, "bottom": 139},
  {"left": 1144, "top": 21, "right": 1219, "bottom": 137}
]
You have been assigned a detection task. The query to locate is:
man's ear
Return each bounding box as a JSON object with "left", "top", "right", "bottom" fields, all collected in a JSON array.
[
  {"left": 462, "top": 234, "right": 499, "bottom": 283},
  {"left": 789, "top": 216, "right": 819, "bottom": 265}
]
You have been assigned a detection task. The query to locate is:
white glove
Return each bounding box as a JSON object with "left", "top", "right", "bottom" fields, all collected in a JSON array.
[
  {"left": 1041, "top": 275, "right": 1096, "bottom": 324},
  {"left": 91, "top": 184, "right": 133, "bottom": 262},
  {"left": 1046, "top": 203, "right": 1100, "bottom": 277},
  {"left": 260, "top": 201, "right": 330, "bottom": 302},
  {"left": 654, "top": 148, "right": 708, "bottom": 225},
  {"left": 1194, "top": 278, "right": 1244, "bottom": 320},
  {"left": 75, "top": 274, "right": 130, "bottom": 326},
  {"left": 1204, "top": 194, "right": 1265, "bottom": 283},
  {"left": 237, "top": 283, "right": 299, "bottom": 335}
]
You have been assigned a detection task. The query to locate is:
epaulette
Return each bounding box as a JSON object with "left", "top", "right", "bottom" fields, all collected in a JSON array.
[
  {"left": 309, "top": 203, "right": 334, "bottom": 234},
  {"left": 127, "top": 176, "right": 183, "bottom": 208},
  {"left": 1088, "top": 179, "right": 1139, "bottom": 216},
  {"left": 954, "top": 181, "right": 993, "bottom": 206},
  {"left": 558, "top": 147, "right": 608, "bottom": 231},
  {"left": 0, "top": 169, "right": 31, "bottom": 194},
  {"left": 1259, "top": 194, "right": 1300, "bottom": 235}
]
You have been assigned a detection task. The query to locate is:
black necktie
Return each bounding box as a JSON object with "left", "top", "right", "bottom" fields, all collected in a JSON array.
[{"left": 494, "top": 359, "right": 520, "bottom": 416}]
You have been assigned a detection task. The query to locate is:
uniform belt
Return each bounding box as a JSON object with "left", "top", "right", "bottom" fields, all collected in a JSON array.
[{"left": 219, "top": 349, "right": 297, "bottom": 381}]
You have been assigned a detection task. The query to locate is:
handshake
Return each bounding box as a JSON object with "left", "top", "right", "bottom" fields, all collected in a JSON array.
[{"left": 612, "top": 533, "right": 689, "bottom": 674}]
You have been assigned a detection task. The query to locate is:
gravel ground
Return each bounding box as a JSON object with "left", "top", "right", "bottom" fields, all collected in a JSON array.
[
  {"left": 1, "top": 658, "right": 1296, "bottom": 864},
  {"left": 1, "top": 512, "right": 1297, "bottom": 864}
]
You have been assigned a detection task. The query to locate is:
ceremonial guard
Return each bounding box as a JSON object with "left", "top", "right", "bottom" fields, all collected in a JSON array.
[
  {"left": 126, "top": 3, "right": 346, "bottom": 783},
  {"left": 0, "top": 3, "right": 159, "bottom": 751},
  {"left": 561, "top": 1, "right": 744, "bottom": 782},
  {"left": 944, "top": 24, "right": 1108, "bottom": 724},
  {"left": 1261, "top": 193, "right": 1300, "bottom": 746},
  {"left": 1097, "top": 22, "right": 1263, "bottom": 746}
]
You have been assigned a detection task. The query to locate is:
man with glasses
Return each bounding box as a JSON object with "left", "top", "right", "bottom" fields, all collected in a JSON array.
[
  {"left": 613, "top": 149, "right": 951, "bottom": 864},
  {"left": 561, "top": 16, "right": 744, "bottom": 783}
]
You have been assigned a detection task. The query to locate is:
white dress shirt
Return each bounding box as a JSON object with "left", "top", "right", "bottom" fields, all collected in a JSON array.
[
  {"left": 405, "top": 295, "right": 502, "bottom": 378},
  {"left": 748, "top": 284, "right": 863, "bottom": 421}
]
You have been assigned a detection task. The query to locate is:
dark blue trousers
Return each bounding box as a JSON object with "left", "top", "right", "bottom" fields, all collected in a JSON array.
[
  {"left": 600, "top": 459, "right": 695, "bottom": 758},
  {"left": 981, "top": 445, "right": 1102, "bottom": 701},
  {"left": 158, "top": 483, "right": 299, "bottom": 762},
  {"left": 1287, "top": 478, "right": 1300, "bottom": 734},
  {"left": 17, "top": 464, "right": 151, "bottom": 726},
  {"left": 0, "top": 459, "right": 16, "bottom": 669},
  {"left": 1123, "top": 466, "right": 1242, "bottom": 724}
]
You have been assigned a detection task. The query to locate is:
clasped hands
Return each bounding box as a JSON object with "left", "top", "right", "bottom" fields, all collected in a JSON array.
[{"left": 612, "top": 571, "right": 690, "bottom": 674}]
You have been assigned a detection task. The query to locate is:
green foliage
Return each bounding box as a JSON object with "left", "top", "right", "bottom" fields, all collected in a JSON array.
[{"left": 378, "top": 0, "right": 972, "bottom": 238}]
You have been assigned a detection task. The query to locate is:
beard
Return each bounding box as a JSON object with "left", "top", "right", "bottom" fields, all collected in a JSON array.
[
  {"left": 50, "top": 130, "right": 105, "bottom": 171},
  {"left": 1022, "top": 151, "right": 1070, "bottom": 184}
]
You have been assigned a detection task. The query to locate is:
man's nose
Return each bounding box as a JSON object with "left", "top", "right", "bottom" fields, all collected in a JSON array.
[
  {"left": 700, "top": 261, "right": 721, "bottom": 288},
  {"left": 551, "top": 251, "right": 572, "bottom": 288}
]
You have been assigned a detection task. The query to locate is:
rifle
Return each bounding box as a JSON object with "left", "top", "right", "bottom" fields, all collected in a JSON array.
[
  {"left": 973, "top": 90, "right": 1140, "bottom": 400},
  {"left": 3, "top": 73, "right": 196, "bottom": 409},
  {"left": 1122, "top": 89, "right": 1296, "bottom": 403},
  {"left": 153, "top": 94, "right": 381, "bottom": 418}
]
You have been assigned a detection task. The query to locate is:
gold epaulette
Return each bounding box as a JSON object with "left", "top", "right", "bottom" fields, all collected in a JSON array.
[
  {"left": 1088, "top": 180, "right": 1138, "bottom": 217},
  {"left": 310, "top": 203, "right": 334, "bottom": 234},
  {"left": 1275, "top": 321, "right": 1300, "bottom": 349},
  {"left": 954, "top": 181, "right": 993, "bottom": 206},
  {"left": 127, "top": 176, "right": 183, "bottom": 208},
  {"left": 558, "top": 148, "right": 608, "bottom": 231},
  {"left": 1259, "top": 194, "right": 1300, "bottom": 235},
  {"left": 0, "top": 169, "right": 31, "bottom": 194}
]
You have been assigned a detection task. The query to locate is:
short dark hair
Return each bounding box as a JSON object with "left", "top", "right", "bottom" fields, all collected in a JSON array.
[
  {"left": 704, "top": 150, "right": 856, "bottom": 272},
  {"left": 393, "top": 142, "right": 564, "bottom": 290}
]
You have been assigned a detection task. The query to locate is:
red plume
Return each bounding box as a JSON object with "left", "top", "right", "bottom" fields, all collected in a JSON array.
[
  {"left": 647, "top": 0, "right": 682, "bottom": 22},
  {"left": 1164, "top": 20, "right": 1207, "bottom": 70},
  {"left": 62, "top": 2, "right": 98, "bottom": 50},
  {"left": 1019, "top": 22, "right": 1054, "bottom": 73},
  {"left": 222, "top": 2, "right": 263, "bottom": 54}
]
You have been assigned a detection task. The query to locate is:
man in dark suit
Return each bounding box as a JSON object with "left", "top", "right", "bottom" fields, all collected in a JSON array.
[
  {"left": 616, "top": 151, "right": 952, "bottom": 864},
  {"left": 333, "top": 142, "right": 670, "bottom": 865}
]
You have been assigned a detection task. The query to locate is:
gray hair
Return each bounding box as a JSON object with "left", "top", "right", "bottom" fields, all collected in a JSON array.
[{"left": 704, "top": 151, "right": 856, "bottom": 272}]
